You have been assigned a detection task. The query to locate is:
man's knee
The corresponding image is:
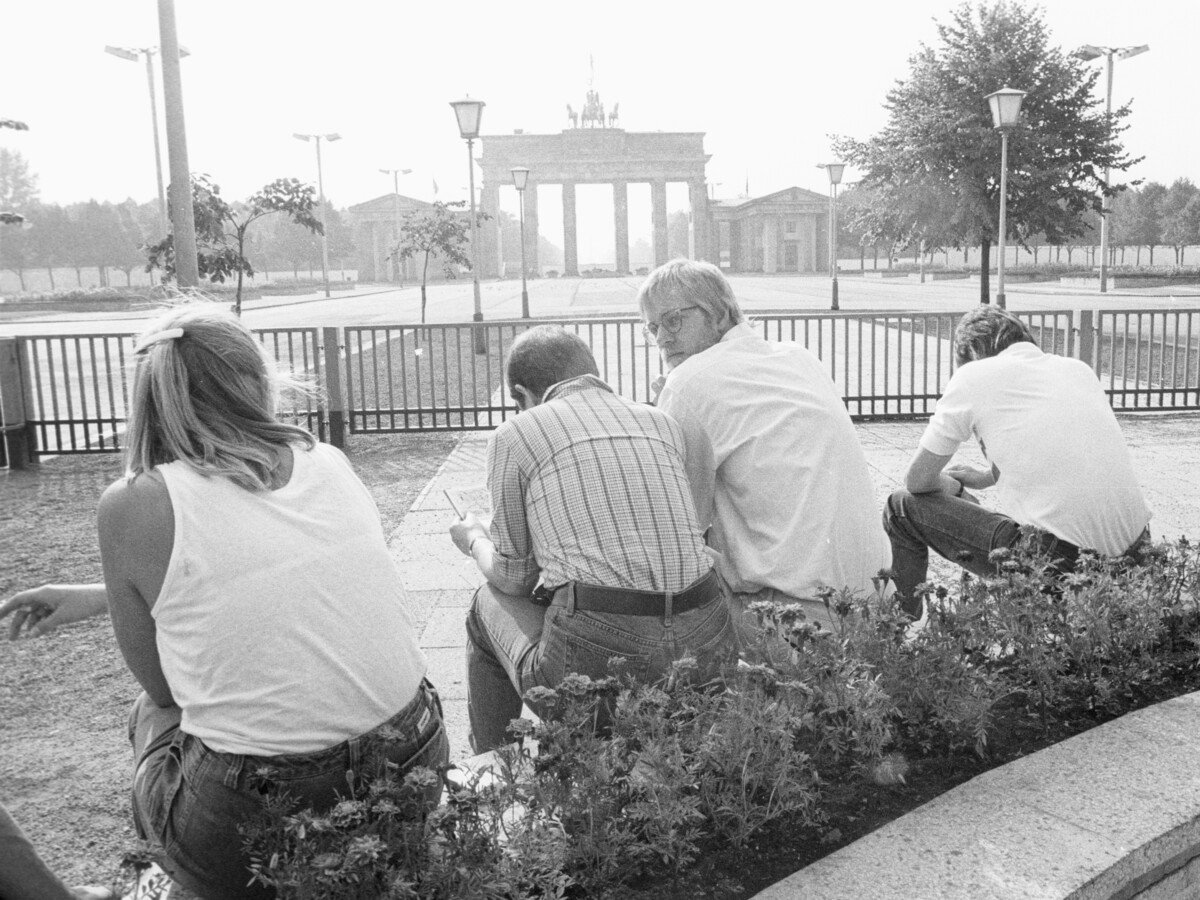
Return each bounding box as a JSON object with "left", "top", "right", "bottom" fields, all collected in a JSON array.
[{"left": 883, "top": 489, "right": 920, "bottom": 542}]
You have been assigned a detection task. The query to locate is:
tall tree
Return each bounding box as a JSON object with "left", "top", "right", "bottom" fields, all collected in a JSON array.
[
  {"left": 147, "top": 175, "right": 323, "bottom": 314},
  {"left": 835, "top": 1, "right": 1139, "bottom": 302},
  {"left": 25, "top": 203, "right": 71, "bottom": 289},
  {"left": 0, "top": 148, "right": 39, "bottom": 212},
  {"left": 1130, "top": 182, "right": 1167, "bottom": 266},
  {"left": 1159, "top": 179, "right": 1200, "bottom": 266},
  {"left": 392, "top": 200, "right": 487, "bottom": 325}
]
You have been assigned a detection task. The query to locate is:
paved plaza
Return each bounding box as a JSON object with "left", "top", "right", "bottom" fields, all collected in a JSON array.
[{"left": 394, "top": 414, "right": 1200, "bottom": 762}]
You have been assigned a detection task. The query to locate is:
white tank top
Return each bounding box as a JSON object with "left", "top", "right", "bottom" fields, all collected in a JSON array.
[{"left": 153, "top": 442, "right": 426, "bottom": 755}]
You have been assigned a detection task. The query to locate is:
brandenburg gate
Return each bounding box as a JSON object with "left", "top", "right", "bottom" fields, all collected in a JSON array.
[{"left": 477, "top": 118, "right": 711, "bottom": 277}]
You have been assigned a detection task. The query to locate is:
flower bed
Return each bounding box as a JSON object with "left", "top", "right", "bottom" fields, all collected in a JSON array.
[{"left": 213, "top": 535, "right": 1200, "bottom": 899}]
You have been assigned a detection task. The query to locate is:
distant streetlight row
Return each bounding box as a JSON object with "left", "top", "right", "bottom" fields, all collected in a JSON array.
[
  {"left": 104, "top": 43, "right": 189, "bottom": 241},
  {"left": 1074, "top": 43, "right": 1150, "bottom": 294}
]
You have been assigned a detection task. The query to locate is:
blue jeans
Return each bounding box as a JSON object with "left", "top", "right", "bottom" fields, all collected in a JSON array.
[
  {"left": 883, "top": 489, "right": 1082, "bottom": 615},
  {"left": 128, "top": 680, "right": 449, "bottom": 900},
  {"left": 465, "top": 579, "right": 735, "bottom": 753}
]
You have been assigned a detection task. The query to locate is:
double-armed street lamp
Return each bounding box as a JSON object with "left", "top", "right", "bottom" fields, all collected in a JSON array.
[
  {"left": 450, "top": 97, "right": 487, "bottom": 354},
  {"left": 104, "top": 43, "right": 190, "bottom": 241},
  {"left": 511, "top": 166, "right": 531, "bottom": 319},
  {"left": 985, "top": 87, "right": 1027, "bottom": 309},
  {"left": 818, "top": 163, "right": 846, "bottom": 310},
  {"left": 1074, "top": 43, "right": 1149, "bottom": 294},
  {"left": 380, "top": 167, "right": 413, "bottom": 282},
  {"left": 294, "top": 132, "right": 341, "bottom": 298}
]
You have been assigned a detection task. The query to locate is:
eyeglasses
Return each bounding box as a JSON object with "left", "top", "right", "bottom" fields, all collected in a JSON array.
[{"left": 642, "top": 305, "right": 700, "bottom": 341}]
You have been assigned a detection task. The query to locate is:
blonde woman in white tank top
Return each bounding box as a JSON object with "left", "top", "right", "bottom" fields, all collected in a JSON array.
[{"left": 2, "top": 306, "right": 447, "bottom": 899}]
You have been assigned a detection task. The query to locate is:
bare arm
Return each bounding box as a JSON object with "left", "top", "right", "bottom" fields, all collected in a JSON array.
[
  {"left": 0, "top": 584, "right": 108, "bottom": 640},
  {"left": 450, "top": 513, "right": 539, "bottom": 596},
  {"left": 97, "top": 475, "right": 175, "bottom": 708},
  {"left": 904, "top": 448, "right": 964, "bottom": 495}
]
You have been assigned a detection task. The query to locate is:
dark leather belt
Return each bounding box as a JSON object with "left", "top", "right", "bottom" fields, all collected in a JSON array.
[{"left": 556, "top": 569, "right": 720, "bottom": 616}]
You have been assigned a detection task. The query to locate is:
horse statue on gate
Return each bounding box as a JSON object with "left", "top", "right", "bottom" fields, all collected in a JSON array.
[
  {"left": 566, "top": 104, "right": 578, "bottom": 128},
  {"left": 607, "top": 102, "right": 619, "bottom": 128},
  {"left": 580, "top": 89, "right": 606, "bottom": 128}
]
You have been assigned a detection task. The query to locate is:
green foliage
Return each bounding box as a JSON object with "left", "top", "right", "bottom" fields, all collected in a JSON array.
[
  {"left": 392, "top": 201, "right": 489, "bottom": 325},
  {"left": 245, "top": 538, "right": 1200, "bottom": 898},
  {"left": 0, "top": 148, "right": 39, "bottom": 212},
  {"left": 836, "top": 1, "right": 1140, "bottom": 294},
  {"left": 145, "top": 175, "right": 323, "bottom": 313}
]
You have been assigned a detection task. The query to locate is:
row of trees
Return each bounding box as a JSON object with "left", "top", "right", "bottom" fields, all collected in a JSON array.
[
  {"left": 0, "top": 149, "right": 356, "bottom": 295},
  {"left": 838, "top": 178, "right": 1200, "bottom": 270}
]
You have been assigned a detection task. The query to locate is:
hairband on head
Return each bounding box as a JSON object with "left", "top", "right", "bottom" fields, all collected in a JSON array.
[{"left": 134, "top": 327, "right": 185, "bottom": 354}]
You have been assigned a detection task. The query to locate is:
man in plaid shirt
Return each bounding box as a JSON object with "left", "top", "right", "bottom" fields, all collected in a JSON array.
[{"left": 450, "top": 326, "right": 735, "bottom": 753}]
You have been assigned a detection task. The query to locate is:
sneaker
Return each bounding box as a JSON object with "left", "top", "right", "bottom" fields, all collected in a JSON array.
[{"left": 902, "top": 598, "right": 929, "bottom": 645}]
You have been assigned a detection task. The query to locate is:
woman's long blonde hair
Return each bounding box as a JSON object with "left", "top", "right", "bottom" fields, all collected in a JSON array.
[{"left": 124, "top": 305, "right": 316, "bottom": 490}]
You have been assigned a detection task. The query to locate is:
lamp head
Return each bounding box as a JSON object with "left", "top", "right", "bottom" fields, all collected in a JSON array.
[
  {"left": 325, "top": 133, "right": 342, "bottom": 142},
  {"left": 450, "top": 97, "right": 485, "bottom": 139},
  {"left": 511, "top": 166, "right": 530, "bottom": 191},
  {"left": 104, "top": 45, "right": 139, "bottom": 61},
  {"left": 1117, "top": 44, "right": 1149, "bottom": 60},
  {"left": 293, "top": 133, "right": 312, "bottom": 143},
  {"left": 818, "top": 162, "right": 846, "bottom": 186},
  {"left": 985, "top": 86, "right": 1027, "bottom": 129},
  {"left": 1073, "top": 44, "right": 1105, "bottom": 61}
]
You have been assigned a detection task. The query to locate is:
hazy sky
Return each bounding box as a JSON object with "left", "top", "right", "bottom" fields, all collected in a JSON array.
[{"left": 4, "top": 0, "right": 1198, "bottom": 243}]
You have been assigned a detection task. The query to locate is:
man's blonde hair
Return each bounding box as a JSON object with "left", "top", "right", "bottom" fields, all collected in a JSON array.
[
  {"left": 124, "top": 304, "right": 316, "bottom": 490},
  {"left": 636, "top": 258, "right": 745, "bottom": 333}
]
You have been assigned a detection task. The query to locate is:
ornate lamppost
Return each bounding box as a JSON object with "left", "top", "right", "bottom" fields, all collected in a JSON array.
[
  {"left": 985, "top": 87, "right": 1026, "bottom": 309},
  {"left": 818, "top": 163, "right": 846, "bottom": 310},
  {"left": 511, "top": 166, "right": 531, "bottom": 319},
  {"left": 450, "top": 97, "right": 486, "bottom": 353}
]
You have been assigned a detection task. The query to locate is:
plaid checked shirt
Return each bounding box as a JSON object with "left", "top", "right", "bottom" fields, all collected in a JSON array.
[{"left": 486, "top": 374, "right": 711, "bottom": 592}]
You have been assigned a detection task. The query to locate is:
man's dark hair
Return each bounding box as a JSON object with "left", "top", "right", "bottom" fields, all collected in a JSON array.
[
  {"left": 954, "top": 305, "right": 1036, "bottom": 366},
  {"left": 506, "top": 325, "right": 600, "bottom": 401}
]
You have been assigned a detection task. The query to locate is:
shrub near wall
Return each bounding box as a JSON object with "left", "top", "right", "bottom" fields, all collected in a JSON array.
[{"left": 236, "top": 536, "right": 1200, "bottom": 899}]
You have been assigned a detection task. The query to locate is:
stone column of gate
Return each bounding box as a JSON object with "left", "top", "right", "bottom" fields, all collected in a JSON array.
[
  {"left": 481, "top": 180, "right": 502, "bottom": 278},
  {"left": 651, "top": 180, "right": 669, "bottom": 267},
  {"left": 613, "top": 181, "right": 630, "bottom": 274},
  {"left": 688, "top": 179, "right": 709, "bottom": 262},
  {"left": 524, "top": 181, "right": 540, "bottom": 276},
  {"left": 562, "top": 182, "right": 579, "bottom": 277}
]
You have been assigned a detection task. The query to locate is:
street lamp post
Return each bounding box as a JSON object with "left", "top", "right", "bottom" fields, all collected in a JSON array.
[
  {"left": 379, "top": 167, "right": 412, "bottom": 283},
  {"left": 818, "top": 163, "right": 846, "bottom": 310},
  {"left": 294, "top": 132, "right": 341, "bottom": 298},
  {"left": 450, "top": 97, "right": 487, "bottom": 354},
  {"left": 985, "top": 87, "right": 1027, "bottom": 309},
  {"left": 1074, "top": 44, "right": 1149, "bottom": 294},
  {"left": 512, "top": 166, "right": 531, "bottom": 319},
  {"left": 105, "top": 43, "right": 190, "bottom": 242}
]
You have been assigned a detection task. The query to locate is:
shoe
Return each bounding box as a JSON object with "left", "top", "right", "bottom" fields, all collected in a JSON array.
[{"left": 902, "top": 598, "right": 929, "bottom": 645}]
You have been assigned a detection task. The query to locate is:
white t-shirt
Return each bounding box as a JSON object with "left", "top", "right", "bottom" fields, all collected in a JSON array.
[
  {"left": 154, "top": 442, "right": 426, "bottom": 756},
  {"left": 657, "top": 323, "right": 892, "bottom": 600},
  {"left": 919, "top": 342, "right": 1150, "bottom": 555}
]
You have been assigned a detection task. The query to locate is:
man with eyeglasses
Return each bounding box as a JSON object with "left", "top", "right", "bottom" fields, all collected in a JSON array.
[
  {"left": 449, "top": 325, "right": 735, "bottom": 752},
  {"left": 637, "top": 260, "right": 891, "bottom": 651}
]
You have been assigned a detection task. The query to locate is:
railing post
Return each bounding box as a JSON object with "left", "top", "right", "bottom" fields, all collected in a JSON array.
[
  {"left": 0, "top": 337, "right": 32, "bottom": 469},
  {"left": 1078, "top": 309, "right": 1097, "bottom": 372},
  {"left": 321, "top": 327, "right": 345, "bottom": 448}
]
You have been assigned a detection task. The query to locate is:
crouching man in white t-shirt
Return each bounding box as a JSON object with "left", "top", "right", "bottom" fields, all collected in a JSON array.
[{"left": 884, "top": 305, "right": 1151, "bottom": 621}]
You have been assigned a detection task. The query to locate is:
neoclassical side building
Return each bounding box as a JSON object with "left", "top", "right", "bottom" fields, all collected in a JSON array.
[
  {"left": 710, "top": 186, "right": 832, "bottom": 274},
  {"left": 346, "top": 193, "right": 436, "bottom": 283}
]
